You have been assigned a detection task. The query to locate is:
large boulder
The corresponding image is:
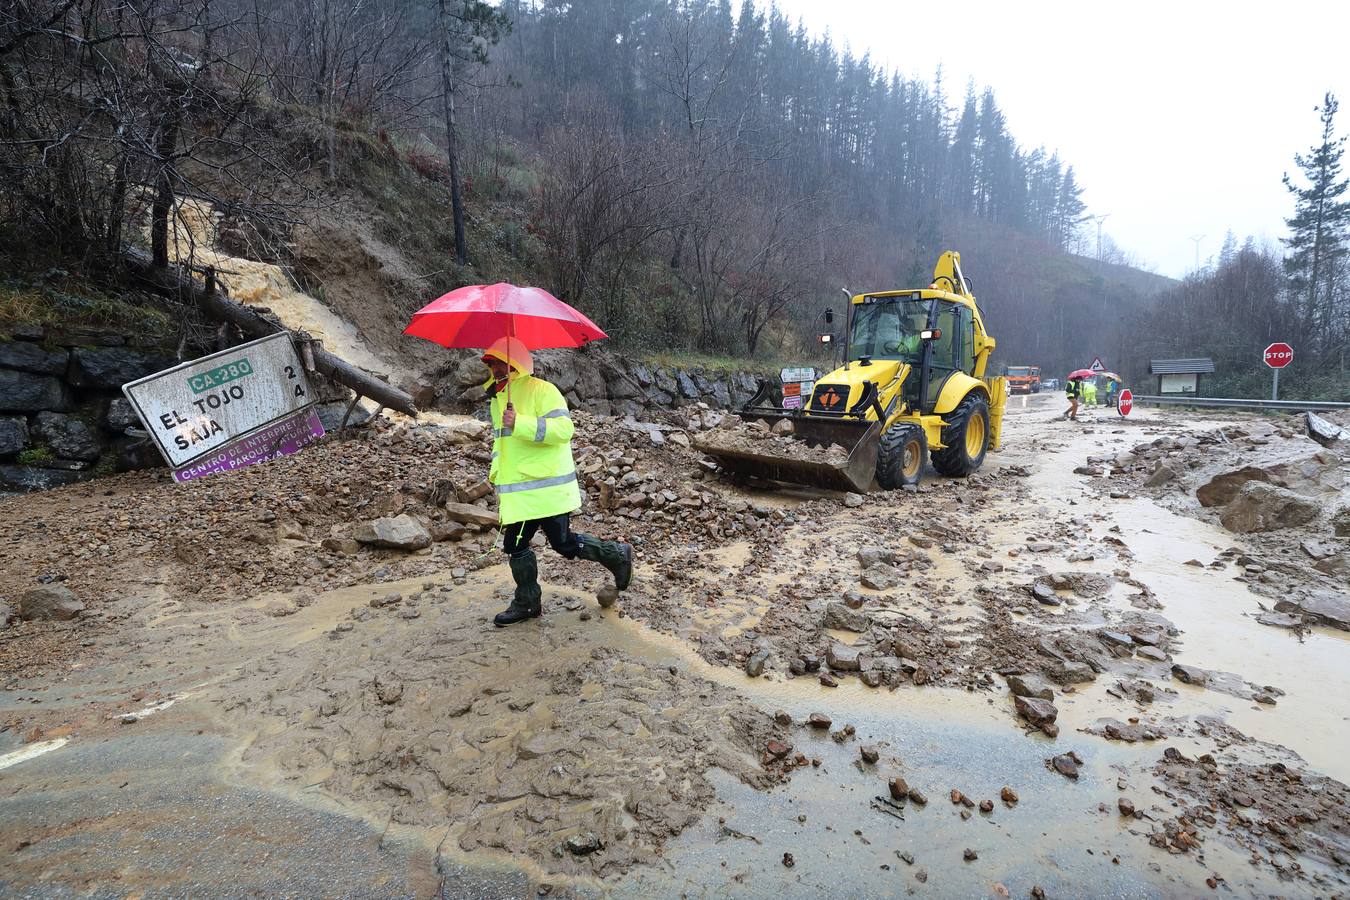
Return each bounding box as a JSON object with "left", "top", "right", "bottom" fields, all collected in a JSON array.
[
  {"left": 0, "top": 341, "right": 68, "bottom": 375},
  {"left": 1197, "top": 466, "right": 1274, "bottom": 507},
  {"left": 1219, "top": 482, "right": 1319, "bottom": 533},
  {"left": 708, "top": 379, "right": 732, "bottom": 408},
  {"left": 0, "top": 369, "right": 72, "bottom": 412},
  {"left": 532, "top": 351, "right": 578, "bottom": 394},
  {"left": 0, "top": 416, "right": 29, "bottom": 455},
  {"left": 19, "top": 585, "right": 85, "bottom": 621},
  {"left": 32, "top": 411, "right": 104, "bottom": 461},
  {"left": 352, "top": 514, "right": 432, "bottom": 551},
  {"left": 1331, "top": 506, "right": 1350, "bottom": 537}
]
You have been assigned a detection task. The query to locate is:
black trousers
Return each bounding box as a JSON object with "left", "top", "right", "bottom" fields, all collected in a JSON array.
[{"left": 503, "top": 513, "right": 582, "bottom": 558}]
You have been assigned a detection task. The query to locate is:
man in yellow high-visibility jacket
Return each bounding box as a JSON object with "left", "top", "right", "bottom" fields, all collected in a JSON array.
[{"left": 482, "top": 337, "right": 633, "bottom": 626}]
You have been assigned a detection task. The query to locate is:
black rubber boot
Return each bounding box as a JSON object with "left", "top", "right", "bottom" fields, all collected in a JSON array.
[
  {"left": 495, "top": 550, "right": 542, "bottom": 626},
  {"left": 576, "top": 535, "right": 634, "bottom": 591}
]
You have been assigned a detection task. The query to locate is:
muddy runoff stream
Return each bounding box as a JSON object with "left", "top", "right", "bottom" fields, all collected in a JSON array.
[{"left": 3, "top": 394, "right": 1349, "bottom": 897}]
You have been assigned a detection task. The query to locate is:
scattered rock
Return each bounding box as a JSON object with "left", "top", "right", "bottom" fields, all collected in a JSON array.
[
  {"left": 1049, "top": 753, "right": 1080, "bottom": 779},
  {"left": 745, "top": 650, "right": 769, "bottom": 678},
  {"left": 442, "top": 502, "right": 498, "bottom": 527},
  {"left": 1006, "top": 673, "right": 1054, "bottom": 701},
  {"left": 826, "top": 642, "right": 863, "bottom": 672},
  {"left": 808, "top": 712, "right": 832, "bottom": 729},
  {"left": 352, "top": 514, "right": 432, "bottom": 551},
  {"left": 1014, "top": 695, "right": 1058, "bottom": 727},
  {"left": 963, "top": 848, "right": 978, "bottom": 861},
  {"left": 907, "top": 788, "right": 927, "bottom": 805},
  {"left": 781, "top": 852, "right": 794, "bottom": 868},
  {"left": 564, "top": 832, "right": 602, "bottom": 856},
  {"left": 822, "top": 601, "right": 869, "bottom": 633},
  {"left": 860, "top": 745, "right": 879, "bottom": 764},
  {"left": 1171, "top": 663, "right": 1208, "bottom": 686},
  {"left": 1118, "top": 797, "right": 1136, "bottom": 817},
  {"left": 888, "top": 777, "right": 909, "bottom": 800},
  {"left": 18, "top": 585, "right": 85, "bottom": 621}
]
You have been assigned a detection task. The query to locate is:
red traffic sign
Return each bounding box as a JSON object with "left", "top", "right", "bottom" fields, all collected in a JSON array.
[
  {"left": 1264, "top": 343, "right": 1293, "bottom": 368},
  {"left": 1117, "top": 389, "right": 1133, "bottom": 417}
]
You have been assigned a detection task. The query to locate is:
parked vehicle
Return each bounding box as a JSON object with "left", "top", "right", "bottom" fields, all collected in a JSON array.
[{"left": 1005, "top": 365, "right": 1041, "bottom": 394}]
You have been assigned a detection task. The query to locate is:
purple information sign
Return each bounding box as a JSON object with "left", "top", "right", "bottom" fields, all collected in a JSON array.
[{"left": 173, "top": 408, "right": 325, "bottom": 483}]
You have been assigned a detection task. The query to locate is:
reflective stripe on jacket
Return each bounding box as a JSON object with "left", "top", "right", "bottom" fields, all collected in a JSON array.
[{"left": 489, "top": 373, "right": 582, "bottom": 526}]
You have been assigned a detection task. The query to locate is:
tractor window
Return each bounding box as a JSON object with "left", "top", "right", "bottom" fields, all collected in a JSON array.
[
  {"left": 957, "top": 306, "right": 976, "bottom": 373},
  {"left": 848, "top": 299, "right": 929, "bottom": 362},
  {"left": 924, "top": 302, "right": 962, "bottom": 408}
]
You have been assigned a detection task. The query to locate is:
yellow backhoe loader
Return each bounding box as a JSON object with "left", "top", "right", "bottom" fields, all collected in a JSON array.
[{"left": 699, "top": 251, "right": 1008, "bottom": 492}]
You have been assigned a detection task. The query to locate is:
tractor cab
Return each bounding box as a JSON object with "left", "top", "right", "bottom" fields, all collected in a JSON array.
[{"left": 845, "top": 292, "right": 977, "bottom": 417}]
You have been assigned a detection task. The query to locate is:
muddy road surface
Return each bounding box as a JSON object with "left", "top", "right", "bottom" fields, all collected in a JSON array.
[{"left": 2, "top": 392, "right": 1348, "bottom": 898}]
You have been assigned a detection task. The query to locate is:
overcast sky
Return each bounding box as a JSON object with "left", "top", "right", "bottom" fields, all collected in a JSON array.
[{"left": 770, "top": 0, "right": 1350, "bottom": 278}]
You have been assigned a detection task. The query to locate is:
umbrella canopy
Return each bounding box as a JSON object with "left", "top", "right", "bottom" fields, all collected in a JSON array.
[
  {"left": 1066, "top": 368, "right": 1095, "bottom": 380},
  {"left": 1098, "top": 371, "right": 1123, "bottom": 382},
  {"left": 403, "top": 282, "right": 606, "bottom": 350}
]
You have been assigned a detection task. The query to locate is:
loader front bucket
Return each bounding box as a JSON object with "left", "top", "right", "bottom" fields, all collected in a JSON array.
[{"left": 694, "top": 414, "right": 881, "bottom": 493}]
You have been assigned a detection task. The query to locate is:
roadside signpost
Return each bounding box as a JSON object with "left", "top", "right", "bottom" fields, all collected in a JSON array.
[
  {"left": 780, "top": 366, "right": 815, "bottom": 411},
  {"left": 1264, "top": 342, "right": 1292, "bottom": 401},
  {"left": 1117, "top": 389, "right": 1134, "bottom": 417},
  {"left": 123, "top": 332, "right": 324, "bottom": 482},
  {"left": 1089, "top": 357, "right": 1106, "bottom": 373}
]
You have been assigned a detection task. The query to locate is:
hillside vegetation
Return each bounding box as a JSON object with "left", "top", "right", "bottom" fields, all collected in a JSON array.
[{"left": 2, "top": 0, "right": 1174, "bottom": 386}]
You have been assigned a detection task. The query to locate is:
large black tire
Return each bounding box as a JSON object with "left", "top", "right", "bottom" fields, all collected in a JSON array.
[
  {"left": 876, "top": 421, "right": 927, "bottom": 489},
  {"left": 931, "top": 392, "right": 990, "bottom": 477}
]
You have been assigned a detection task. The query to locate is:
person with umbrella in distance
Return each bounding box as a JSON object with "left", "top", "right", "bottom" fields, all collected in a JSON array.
[
  {"left": 1064, "top": 369, "right": 1093, "bottom": 421},
  {"left": 404, "top": 283, "right": 633, "bottom": 627}
]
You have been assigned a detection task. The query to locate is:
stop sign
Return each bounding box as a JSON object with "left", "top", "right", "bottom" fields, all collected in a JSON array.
[
  {"left": 1117, "top": 389, "right": 1133, "bottom": 417},
  {"left": 1264, "top": 342, "right": 1293, "bottom": 368}
]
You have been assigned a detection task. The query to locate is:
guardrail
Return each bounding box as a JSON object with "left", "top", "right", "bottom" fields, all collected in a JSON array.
[{"left": 1133, "top": 395, "right": 1350, "bottom": 412}]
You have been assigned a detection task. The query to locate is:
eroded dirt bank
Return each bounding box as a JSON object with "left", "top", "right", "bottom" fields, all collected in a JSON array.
[{"left": 2, "top": 394, "right": 1348, "bottom": 897}]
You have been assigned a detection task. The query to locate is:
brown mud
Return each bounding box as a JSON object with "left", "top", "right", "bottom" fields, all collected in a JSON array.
[{"left": 2, "top": 393, "right": 1349, "bottom": 896}]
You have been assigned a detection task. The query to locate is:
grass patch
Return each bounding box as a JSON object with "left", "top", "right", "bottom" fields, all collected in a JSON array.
[
  {"left": 637, "top": 350, "right": 785, "bottom": 375},
  {"left": 0, "top": 279, "right": 174, "bottom": 338},
  {"left": 16, "top": 447, "right": 53, "bottom": 465}
]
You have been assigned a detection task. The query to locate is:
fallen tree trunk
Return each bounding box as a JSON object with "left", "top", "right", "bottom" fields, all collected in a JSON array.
[{"left": 121, "top": 246, "right": 417, "bottom": 416}]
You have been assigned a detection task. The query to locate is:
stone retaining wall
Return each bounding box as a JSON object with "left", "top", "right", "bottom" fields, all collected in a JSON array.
[
  {"left": 439, "top": 348, "right": 766, "bottom": 418},
  {"left": 0, "top": 326, "right": 179, "bottom": 491}
]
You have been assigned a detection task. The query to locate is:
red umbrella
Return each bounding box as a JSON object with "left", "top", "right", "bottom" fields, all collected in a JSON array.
[
  {"left": 1066, "top": 369, "right": 1095, "bottom": 380},
  {"left": 403, "top": 282, "right": 606, "bottom": 350}
]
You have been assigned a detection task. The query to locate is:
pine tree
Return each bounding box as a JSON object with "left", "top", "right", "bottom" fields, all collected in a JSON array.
[{"left": 1282, "top": 92, "right": 1350, "bottom": 351}]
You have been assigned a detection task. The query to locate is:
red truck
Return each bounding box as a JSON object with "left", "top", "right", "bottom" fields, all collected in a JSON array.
[{"left": 1005, "top": 365, "right": 1041, "bottom": 394}]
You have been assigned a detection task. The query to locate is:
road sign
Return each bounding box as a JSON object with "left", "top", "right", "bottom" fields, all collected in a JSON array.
[
  {"left": 1089, "top": 357, "right": 1106, "bottom": 373},
  {"left": 172, "top": 408, "right": 325, "bottom": 483},
  {"left": 782, "top": 382, "right": 802, "bottom": 398},
  {"left": 1117, "top": 389, "right": 1134, "bottom": 417},
  {"left": 782, "top": 395, "right": 803, "bottom": 409},
  {"left": 1264, "top": 343, "right": 1293, "bottom": 369},
  {"left": 123, "top": 332, "right": 317, "bottom": 470},
  {"left": 781, "top": 366, "right": 815, "bottom": 383}
]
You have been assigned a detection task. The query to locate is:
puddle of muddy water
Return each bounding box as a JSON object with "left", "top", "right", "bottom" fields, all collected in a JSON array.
[{"left": 986, "top": 417, "right": 1350, "bottom": 783}]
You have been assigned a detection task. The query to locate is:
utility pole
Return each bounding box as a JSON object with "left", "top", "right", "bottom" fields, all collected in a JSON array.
[
  {"left": 1189, "top": 234, "right": 1205, "bottom": 272},
  {"left": 1093, "top": 213, "right": 1111, "bottom": 261}
]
